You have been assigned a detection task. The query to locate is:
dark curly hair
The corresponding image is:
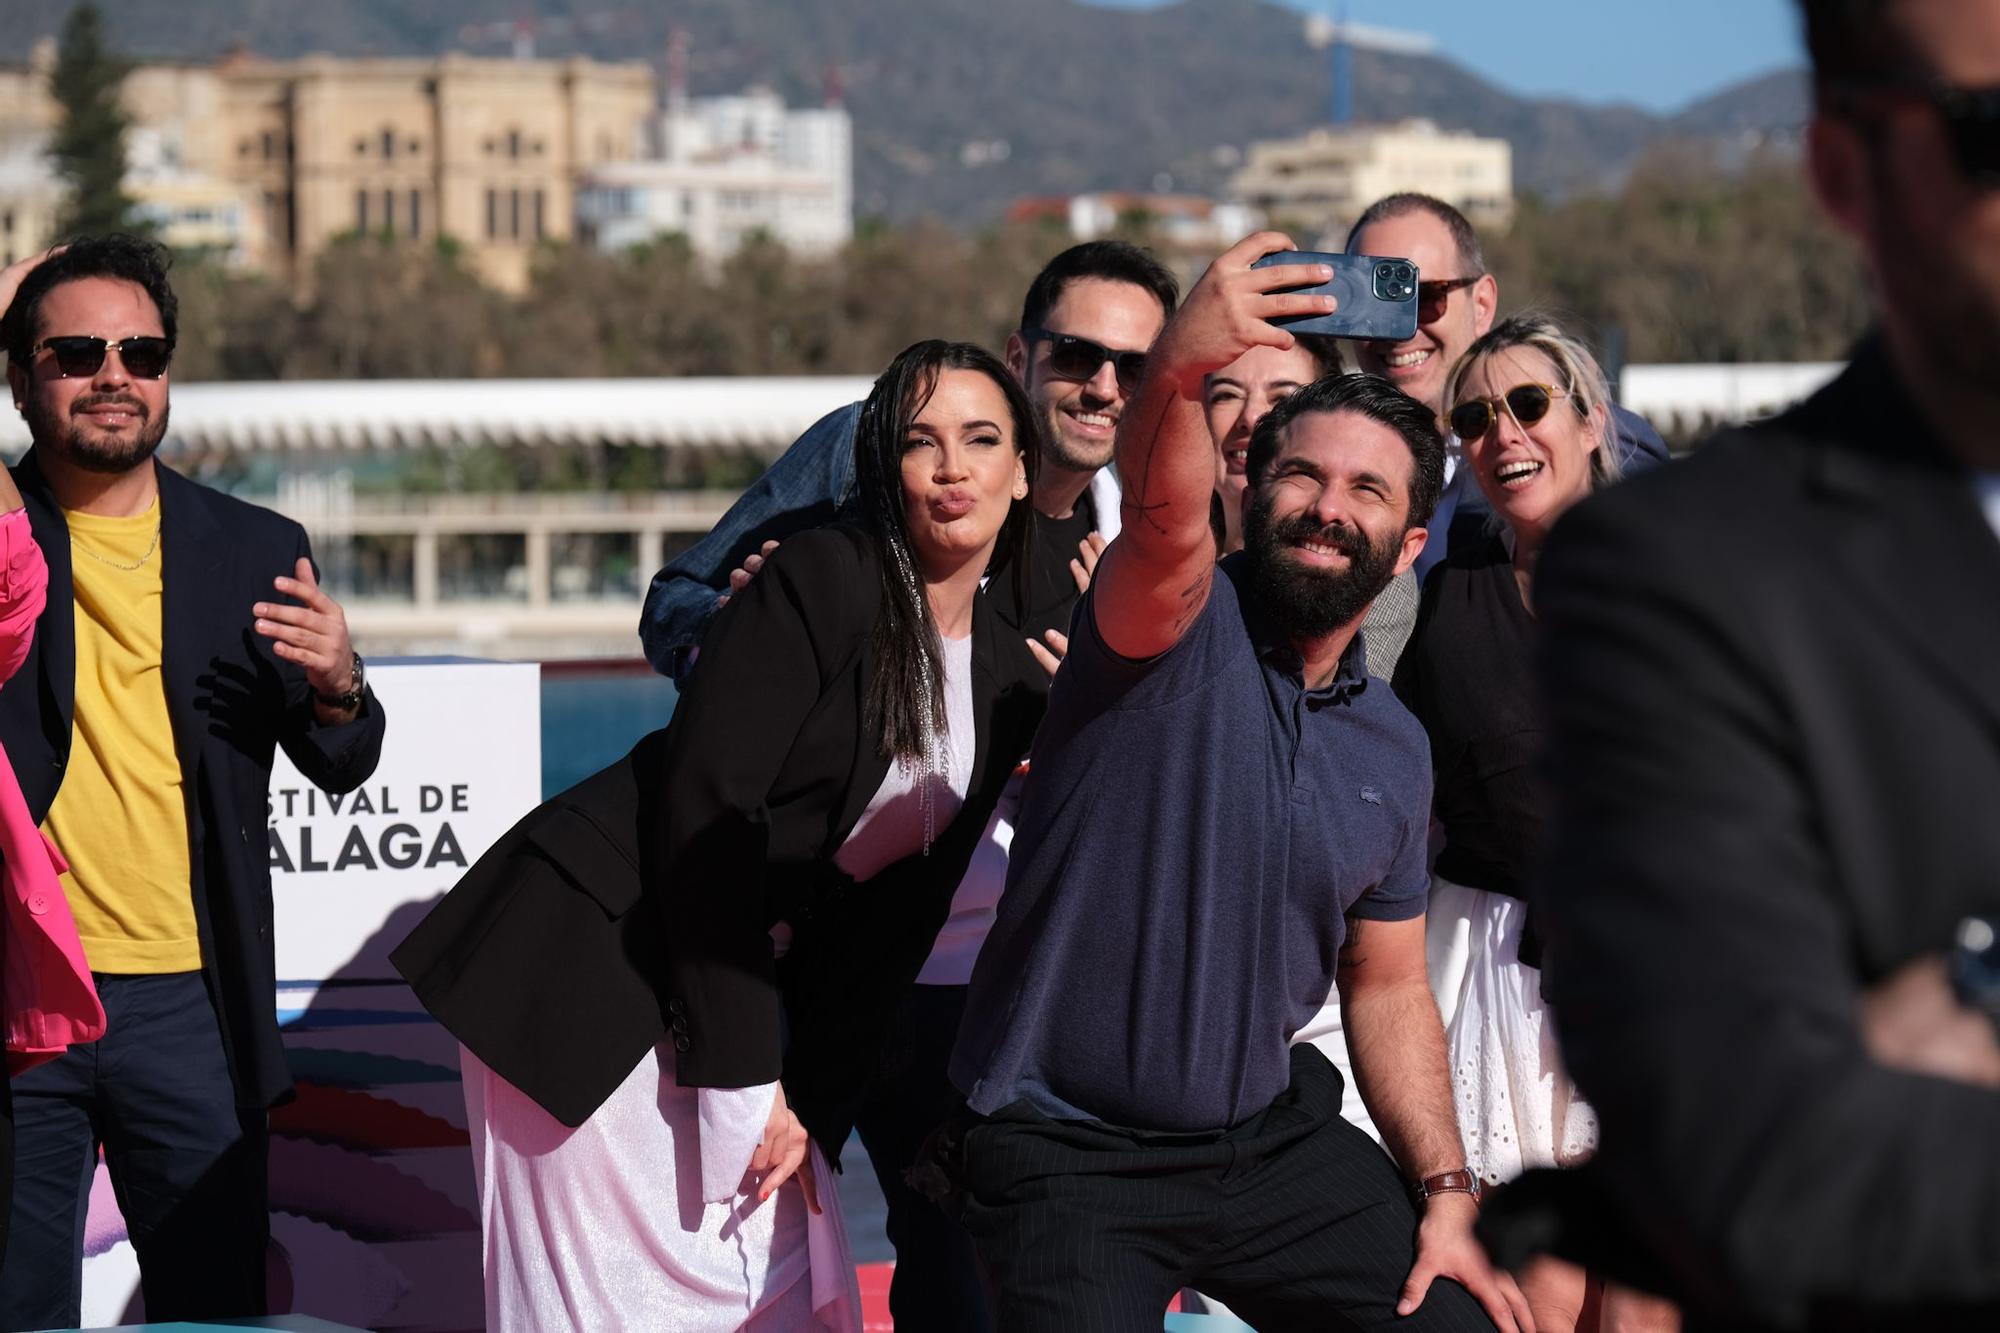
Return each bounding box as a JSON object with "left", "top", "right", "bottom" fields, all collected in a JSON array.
[
  {"left": 1245, "top": 373, "right": 1445, "bottom": 531},
  {"left": 2, "top": 234, "right": 178, "bottom": 369}
]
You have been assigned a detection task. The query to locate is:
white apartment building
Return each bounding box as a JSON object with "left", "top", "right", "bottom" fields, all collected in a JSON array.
[
  {"left": 1230, "top": 119, "right": 1513, "bottom": 248},
  {"left": 1009, "top": 191, "right": 1264, "bottom": 251},
  {"left": 577, "top": 86, "right": 852, "bottom": 261}
]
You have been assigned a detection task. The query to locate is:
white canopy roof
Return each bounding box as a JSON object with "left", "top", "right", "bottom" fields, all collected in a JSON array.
[
  {"left": 1619, "top": 362, "right": 1841, "bottom": 432},
  {"left": 0, "top": 376, "right": 878, "bottom": 455},
  {"left": 0, "top": 363, "right": 1846, "bottom": 458}
]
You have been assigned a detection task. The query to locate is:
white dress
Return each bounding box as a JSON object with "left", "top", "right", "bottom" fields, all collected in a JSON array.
[
  {"left": 1425, "top": 875, "right": 1598, "bottom": 1186},
  {"left": 462, "top": 1043, "right": 857, "bottom": 1332},
  {"left": 461, "top": 633, "right": 978, "bottom": 1331}
]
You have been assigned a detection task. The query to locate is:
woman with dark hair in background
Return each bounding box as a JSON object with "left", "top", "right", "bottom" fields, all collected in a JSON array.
[
  {"left": 1394, "top": 313, "right": 1673, "bottom": 1332},
  {"left": 394, "top": 340, "right": 1049, "bottom": 1331}
]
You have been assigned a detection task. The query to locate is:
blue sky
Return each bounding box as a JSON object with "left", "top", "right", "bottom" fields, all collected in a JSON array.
[{"left": 1083, "top": 0, "right": 1804, "bottom": 112}]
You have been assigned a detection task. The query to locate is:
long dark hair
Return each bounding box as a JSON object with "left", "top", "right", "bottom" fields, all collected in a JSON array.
[{"left": 853, "top": 340, "right": 1041, "bottom": 761}]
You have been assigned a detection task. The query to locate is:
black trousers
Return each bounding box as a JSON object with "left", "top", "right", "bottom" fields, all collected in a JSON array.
[
  {"left": 0, "top": 972, "right": 268, "bottom": 1331},
  {"left": 852, "top": 983, "right": 993, "bottom": 1332},
  {"left": 952, "top": 1045, "right": 1496, "bottom": 1332}
]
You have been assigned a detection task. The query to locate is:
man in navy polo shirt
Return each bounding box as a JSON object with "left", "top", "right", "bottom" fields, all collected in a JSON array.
[{"left": 949, "top": 233, "right": 1527, "bottom": 1332}]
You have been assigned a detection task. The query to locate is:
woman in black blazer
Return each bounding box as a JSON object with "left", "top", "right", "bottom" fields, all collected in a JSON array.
[{"left": 394, "top": 340, "right": 1049, "bottom": 1331}]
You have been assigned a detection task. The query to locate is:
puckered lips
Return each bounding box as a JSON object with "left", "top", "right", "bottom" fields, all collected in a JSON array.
[{"left": 928, "top": 486, "right": 978, "bottom": 521}]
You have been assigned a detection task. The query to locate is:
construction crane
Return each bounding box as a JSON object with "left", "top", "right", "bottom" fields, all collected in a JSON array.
[{"left": 1302, "top": 6, "right": 1437, "bottom": 125}]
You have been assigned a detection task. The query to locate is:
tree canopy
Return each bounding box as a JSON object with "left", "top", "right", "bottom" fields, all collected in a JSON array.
[{"left": 48, "top": 3, "right": 145, "bottom": 239}]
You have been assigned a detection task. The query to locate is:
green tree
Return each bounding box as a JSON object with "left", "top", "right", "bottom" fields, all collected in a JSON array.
[{"left": 48, "top": 3, "right": 144, "bottom": 238}]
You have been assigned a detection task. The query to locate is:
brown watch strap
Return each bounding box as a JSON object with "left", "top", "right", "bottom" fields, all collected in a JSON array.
[{"left": 1412, "top": 1169, "right": 1481, "bottom": 1203}]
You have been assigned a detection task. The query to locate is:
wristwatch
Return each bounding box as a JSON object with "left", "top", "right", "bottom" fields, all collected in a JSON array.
[
  {"left": 1949, "top": 914, "right": 2000, "bottom": 1038},
  {"left": 315, "top": 652, "right": 366, "bottom": 711},
  {"left": 1411, "top": 1169, "right": 1482, "bottom": 1206}
]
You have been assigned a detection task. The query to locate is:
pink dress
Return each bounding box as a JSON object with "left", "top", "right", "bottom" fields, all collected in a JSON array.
[{"left": 0, "top": 506, "right": 105, "bottom": 1073}]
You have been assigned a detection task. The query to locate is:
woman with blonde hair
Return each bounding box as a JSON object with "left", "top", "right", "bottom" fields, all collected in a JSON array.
[{"left": 1394, "top": 312, "right": 1674, "bottom": 1332}]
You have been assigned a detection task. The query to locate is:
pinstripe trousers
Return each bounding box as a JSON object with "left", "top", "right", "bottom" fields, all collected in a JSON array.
[{"left": 950, "top": 1046, "right": 1497, "bottom": 1332}]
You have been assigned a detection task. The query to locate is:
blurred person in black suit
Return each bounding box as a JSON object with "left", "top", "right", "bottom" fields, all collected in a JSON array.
[{"left": 1489, "top": 2, "right": 2000, "bottom": 1328}]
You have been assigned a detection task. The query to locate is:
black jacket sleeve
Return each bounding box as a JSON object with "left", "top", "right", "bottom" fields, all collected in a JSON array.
[{"left": 654, "top": 527, "right": 868, "bottom": 1089}]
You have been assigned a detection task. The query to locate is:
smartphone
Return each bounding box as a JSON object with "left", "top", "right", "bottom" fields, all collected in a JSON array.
[{"left": 1251, "top": 250, "right": 1419, "bottom": 342}]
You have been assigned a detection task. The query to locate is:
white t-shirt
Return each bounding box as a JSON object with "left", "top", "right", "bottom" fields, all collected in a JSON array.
[
  {"left": 833, "top": 630, "right": 976, "bottom": 883},
  {"left": 917, "top": 766, "right": 1023, "bottom": 986}
]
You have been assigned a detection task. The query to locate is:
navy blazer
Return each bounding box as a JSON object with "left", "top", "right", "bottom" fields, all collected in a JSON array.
[{"left": 0, "top": 452, "right": 386, "bottom": 1108}]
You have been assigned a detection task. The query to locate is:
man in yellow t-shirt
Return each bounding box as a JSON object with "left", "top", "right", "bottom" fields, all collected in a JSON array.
[{"left": 0, "top": 239, "right": 385, "bottom": 1328}]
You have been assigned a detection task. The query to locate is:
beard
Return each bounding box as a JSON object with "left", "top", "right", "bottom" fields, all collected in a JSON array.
[
  {"left": 25, "top": 392, "right": 169, "bottom": 475},
  {"left": 1242, "top": 491, "right": 1404, "bottom": 641},
  {"left": 1033, "top": 387, "right": 1117, "bottom": 474}
]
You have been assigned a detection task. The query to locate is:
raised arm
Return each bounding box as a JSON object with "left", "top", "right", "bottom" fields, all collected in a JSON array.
[{"left": 1092, "top": 234, "right": 1333, "bottom": 660}]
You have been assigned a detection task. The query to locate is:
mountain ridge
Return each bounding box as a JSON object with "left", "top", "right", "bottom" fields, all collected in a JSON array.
[{"left": 0, "top": 0, "right": 1810, "bottom": 223}]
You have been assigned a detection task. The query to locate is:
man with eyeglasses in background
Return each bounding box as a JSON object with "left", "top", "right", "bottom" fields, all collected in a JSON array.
[
  {"left": 0, "top": 238, "right": 385, "bottom": 1329},
  {"left": 1477, "top": 1, "right": 2000, "bottom": 1326},
  {"left": 1344, "top": 193, "right": 1670, "bottom": 581},
  {"left": 637, "top": 239, "right": 1177, "bottom": 1332}
]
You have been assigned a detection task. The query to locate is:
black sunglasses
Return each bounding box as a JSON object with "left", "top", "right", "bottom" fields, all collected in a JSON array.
[
  {"left": 31, "top": 335, "right": 174, "bottom": 379},
  {"left": 1448, "top": 382, "right": 1570, "bottom": 442},
  {"left": 1020, "top": 327, "right": 1147, "bottom": 395},
  {"left": 1417, "top": 276, "right": 1479, "bottom": 321},
  {"left": 1829, "top": 75, "right": 2000, "bottom": 185}
]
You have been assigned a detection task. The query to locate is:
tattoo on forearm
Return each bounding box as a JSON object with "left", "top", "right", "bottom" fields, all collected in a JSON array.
[
  {"left": 1170, "top": 568, "right": 1212, "bottom": 636},
  {"left": 1119, "top": 388, "right": 1180, "bottom": 537}
]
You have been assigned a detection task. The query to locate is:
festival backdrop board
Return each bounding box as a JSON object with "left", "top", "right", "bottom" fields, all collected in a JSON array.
[
  {"left": 78, "top": 659, "right": 542, "bottom": 1332},
  {"left": 269, "top": 658, "right": 542, "bottom": 982}
]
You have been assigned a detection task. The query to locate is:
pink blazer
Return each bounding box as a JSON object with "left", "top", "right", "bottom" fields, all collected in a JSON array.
[{"left": 0, "top": 506, "right": 105, "bottom": 1074}]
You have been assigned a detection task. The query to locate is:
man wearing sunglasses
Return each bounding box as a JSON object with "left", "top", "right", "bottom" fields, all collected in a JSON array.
[
  {"left": 1480, "top": 1, "right": 2000, "bottom": 1326},
  {"left": 947, "top": 231, "right": 1528, "bottom": 1332},
  {"left": 0, "top": 237, "right": 385, "bottom": 1328},
  {"left": 640, "top": 239, "right": 1178, "bottom": 675},
  {"left": 1344, "top": 193, "right": 1669, "bottom": 580},
  {"left": 635, "top": 239, "right": 1177, "bottom": 1331}
]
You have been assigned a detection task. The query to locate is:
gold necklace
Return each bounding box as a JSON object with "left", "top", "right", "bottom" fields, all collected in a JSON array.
[{"left": 72, "top": 521, "right": 161, "bottom": 572}]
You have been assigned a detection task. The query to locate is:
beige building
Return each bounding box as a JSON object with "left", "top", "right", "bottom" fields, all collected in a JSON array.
[
  {"left": 1230, "top": 119, "right": 1513, "bottom": 248},
  {"left": 0, "top": 46, "right": 656, "bottom": 292}
]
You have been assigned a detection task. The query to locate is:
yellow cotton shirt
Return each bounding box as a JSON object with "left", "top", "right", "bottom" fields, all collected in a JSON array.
[{"left": 42, "top": 501, "right": 200, "bottom": 973}]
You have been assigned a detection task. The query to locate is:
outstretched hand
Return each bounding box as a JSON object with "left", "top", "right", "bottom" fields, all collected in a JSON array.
[{"left": 1145, "top": 231, "right": 1335, "bottom": 397}]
